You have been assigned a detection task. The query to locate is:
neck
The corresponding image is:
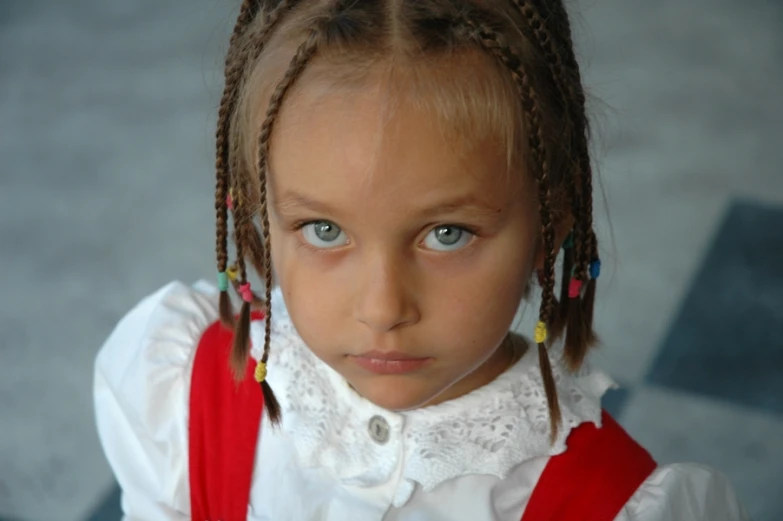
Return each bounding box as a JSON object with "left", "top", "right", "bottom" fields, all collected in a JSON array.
[{"left": 422, "top": 332, "right": 525, "bottom": 408}]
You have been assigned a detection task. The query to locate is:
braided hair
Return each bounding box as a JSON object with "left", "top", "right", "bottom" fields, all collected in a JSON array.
[{"left": 215, "top": 0, "right": 600, "bottom": 439}]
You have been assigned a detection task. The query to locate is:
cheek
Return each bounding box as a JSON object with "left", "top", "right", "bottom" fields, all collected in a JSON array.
[
  {"left": 449, "top": 234, "right": 534, "bottom": 306},
  {"left": 425, "top": 238, "right": 534, "bottom": 351},
  {"left": 268, "top": 228, "right": 345, "bottom": 344}
]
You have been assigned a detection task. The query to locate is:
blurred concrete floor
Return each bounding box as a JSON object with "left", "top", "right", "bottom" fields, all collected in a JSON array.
[{"left": 0, "top": 0, "right": 781, "bottom": 520}]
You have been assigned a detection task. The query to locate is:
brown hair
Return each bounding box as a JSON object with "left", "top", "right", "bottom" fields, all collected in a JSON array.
[{"left": 214, "top": 0, "right": 599, "bottom": 438}]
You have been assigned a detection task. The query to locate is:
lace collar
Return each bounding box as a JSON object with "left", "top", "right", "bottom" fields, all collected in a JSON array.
[{"left": 250, "top": 289, "right": 616, "bottom": 507}]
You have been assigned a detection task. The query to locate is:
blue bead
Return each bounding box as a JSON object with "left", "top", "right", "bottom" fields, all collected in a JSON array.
[{"left": 589, "top": 259, "right": 601, "bottom": 279}]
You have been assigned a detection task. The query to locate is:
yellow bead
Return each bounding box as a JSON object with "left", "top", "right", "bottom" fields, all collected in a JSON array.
[
  {"left": 534, "top": 321, "right": 548, "bottom": 344},
  {"left": 226, "top": 265, "right": 238, "bottom": 281},
  {"left": 255, "top": 361, "right": 267, "bottom": 383}
]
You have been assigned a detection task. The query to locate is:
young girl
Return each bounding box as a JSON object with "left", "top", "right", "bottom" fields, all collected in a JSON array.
[{"left": 94, "top": 1, "right": 748, "bottom": 519}]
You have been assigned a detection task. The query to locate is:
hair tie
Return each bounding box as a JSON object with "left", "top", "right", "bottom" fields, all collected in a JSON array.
[
  {"left": 217, "top": 271, "right": 229, "bottom": 291},
  {"left": 568, "top": 278, "right": 583, "bottom": 298},
  {"left": 238, "top": 282, "right": 253, "bottom": 303},
  {"left": 534, "top": 321, "right": 548, "bottom": 344},
  {"left": 255, "top": 360, "right": 268, "bottom": 383},
  {"left": 590, "top": 259, "right": 601, "bottom": 280}
]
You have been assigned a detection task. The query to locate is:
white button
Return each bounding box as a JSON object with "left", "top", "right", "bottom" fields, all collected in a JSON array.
[{"left": 368, "top": 415, "right": 390, "bottom": 444}]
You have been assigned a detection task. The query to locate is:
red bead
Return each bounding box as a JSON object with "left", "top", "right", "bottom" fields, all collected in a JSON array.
[{"left": 568, "top": 279, "right": 583, "bottom": 299}]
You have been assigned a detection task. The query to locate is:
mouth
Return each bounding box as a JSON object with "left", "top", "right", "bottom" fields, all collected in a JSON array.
[{"left": 350, "top": 350, "right": 433, "bottom": 375}]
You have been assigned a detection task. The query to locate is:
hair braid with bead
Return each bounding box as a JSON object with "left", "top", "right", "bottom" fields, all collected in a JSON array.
[
  {"left": 507, "top": 0, "right": 581, "bottom": 342},
  {"left": 508, "top": 0, "right": 599, "bottom": 368},
  {"left": 215, "top": 0, "right": 260, "bottom": 330},
  {"left": 217, "top": 0, "right": 310, "bottom": 424},
  {"left": 250, "top": 28, "right": 321, "bottom": 424},
  {"left": 459, "top": 11, "right": 562, "bottom": 441}
]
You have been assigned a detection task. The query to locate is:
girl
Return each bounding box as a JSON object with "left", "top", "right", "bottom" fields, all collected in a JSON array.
[{"left": 94, "top": 1, "right": 748, "bottom": 520}]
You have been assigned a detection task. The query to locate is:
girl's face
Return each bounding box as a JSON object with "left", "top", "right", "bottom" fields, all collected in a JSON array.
[{"left": 267, "top": 74, "right": 542, "bottom": 411}]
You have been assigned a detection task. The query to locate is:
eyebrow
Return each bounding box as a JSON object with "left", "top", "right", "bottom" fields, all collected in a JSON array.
[
  {"left": 273, "top": 192, "right": 344, "bottom": 218},
  {"left": 274, "top": 191, "right": 503, "bottom": 219}
]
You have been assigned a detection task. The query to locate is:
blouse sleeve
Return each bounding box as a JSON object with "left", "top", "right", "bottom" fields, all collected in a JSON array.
[
  {"left": 614, "top": 463, "right": 748, "bottom": 521},
  {"left": 93, "top": 280, "right": 220, "bottom": 520}
]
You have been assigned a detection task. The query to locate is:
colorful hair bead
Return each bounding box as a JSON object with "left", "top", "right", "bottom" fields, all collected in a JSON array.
[
  {"left": 590, "top": 259, "right": 601, "bottom": 280},
  {"left": 563, "top": 233, "right": 574, "bottom": 249},
  {"left": 217, "top": 271, "right": 229, "bottom": 291},
  {"left": 534, "top": 321, "right": 548, "bottom": 344},
  {"left": 238, "top": 282, "right": 253, "bottom": 303},
  {"left": 226, "top": 265, "right": 239, "bottom": 281},
  {"left": 568, "top": 278, "right": 583, "bottom": 299},
  {"left": 255, "top": 360, "right": 268, "bottom": 383},
  {"left": 226, "top": 193, "right": 233, "bottom": 210}
]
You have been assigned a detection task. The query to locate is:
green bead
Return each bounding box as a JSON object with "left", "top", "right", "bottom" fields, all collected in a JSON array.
[{"left": 217, "top": 271, "right": 229, "bottom": 291}]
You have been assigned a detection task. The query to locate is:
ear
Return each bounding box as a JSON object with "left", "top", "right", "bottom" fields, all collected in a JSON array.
[{"left": 533, "top": 214, "right": 575, "bottom": 272}]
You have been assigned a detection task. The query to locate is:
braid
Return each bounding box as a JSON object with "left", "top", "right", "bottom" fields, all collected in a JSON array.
[
  {"left": 536, "top": 0, "right": 597, "bottom": 283},
  {"left": 244, "top": 0, "right": 304, "bottom": 68},
  {"left": 246, "top": 28, "right": 320, "bottom": 425},
  {"left": 545, "top": 0, "right": 601, "bottom": 354},
  {"left": 214, "top": 0, "right": 312, "bottom": 427},
  {"left": 462, "top": 16, "right": 561, "bottom": 441},
  {"left": 509, "top": 0, "right": 598, "bottom": 367},
  {"left": 509, "top": 0, "right": 580, "bottom": 342},
  {"left": 510, "top": 1, "right": 585, "bottom": 245},
  {"left": 228, "top": 97, "right": 268, "bottom": 287},
  {"left": 237, "top": 1, "right": 304, "bottom": 286},
  {"left": 229, "top": 173, "right": 253, "bottom": 379},
  {"left": 582, "top": 228, "right": 598, "bottom": 335},
  {"left": 217, "top": 0, "right": 303, "bottom": 360},
  {"left": 216, "top": 0, "right": 261, "bottom": 329}
]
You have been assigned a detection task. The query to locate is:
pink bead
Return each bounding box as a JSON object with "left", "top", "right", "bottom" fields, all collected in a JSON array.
[
  {"left": 239, "top": 283, "right": 253, "bottom": 303},
  {"left": 568, "top": 279, "right": 583, "bottom": 299},
  {"left": 226, "top": 194, "right": 233, "bottom": 210}
]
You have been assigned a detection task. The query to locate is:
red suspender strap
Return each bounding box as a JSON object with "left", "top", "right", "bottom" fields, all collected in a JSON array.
[
  {"left": 521, "top": 410, "right": 657, "bottom": 521},
  {"left": 189, "top": 312, "right": 266, "bottom": 521}
]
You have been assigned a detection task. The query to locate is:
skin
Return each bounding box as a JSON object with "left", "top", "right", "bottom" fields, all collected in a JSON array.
[{"left": 265, "top": 68, "right": 554, "bottom": 412}]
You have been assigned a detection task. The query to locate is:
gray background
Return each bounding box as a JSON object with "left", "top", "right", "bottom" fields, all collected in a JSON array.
[{"left": 1, "top": 0, "right": 782, "bottom": 520}]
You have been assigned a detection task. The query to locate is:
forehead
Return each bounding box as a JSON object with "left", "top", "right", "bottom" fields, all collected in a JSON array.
[{"left": 267, "top": 59, "right": 527, "bottom": 212}]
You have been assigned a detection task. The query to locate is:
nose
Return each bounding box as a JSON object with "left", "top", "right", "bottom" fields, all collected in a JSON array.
[{"left": 353, "top": 250, "right": 419, "bottom": 332}]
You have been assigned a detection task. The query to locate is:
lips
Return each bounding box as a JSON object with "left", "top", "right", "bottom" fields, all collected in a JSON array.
[
  {"left": 358, "top": 350, "right": 424, "bottom": 360},
  {"left": 350, "top": 350, "right": 432, "bottom": 375}
]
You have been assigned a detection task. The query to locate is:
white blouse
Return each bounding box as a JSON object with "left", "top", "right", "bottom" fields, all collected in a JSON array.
[{"left": 94, "top": 281, "right": 748, "bottom": 521}]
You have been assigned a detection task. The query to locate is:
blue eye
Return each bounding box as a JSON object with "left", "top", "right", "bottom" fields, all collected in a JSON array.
[
  {"left": 301, "top": 221, "right": 348, "bottom": 248},
  {"left": 423, "top": 225, "right": 473, "bottom": 251}
]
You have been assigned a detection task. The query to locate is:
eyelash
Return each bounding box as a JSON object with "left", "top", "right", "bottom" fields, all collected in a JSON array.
[
  {"left": 291, "top": 220, "right": 315, "bottom": 232},
  {"left": 442, "top": 223, "right": 479, "bottom": 236},
  {"left": 290, "top": 220, "right": 480, "bottom": 247}
]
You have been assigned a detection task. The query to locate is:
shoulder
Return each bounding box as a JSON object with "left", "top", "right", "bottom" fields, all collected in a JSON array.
[
  {"left": 616, "top": 463, "right": 748, "bottom": 521},
  {"left": 93, "top": 280, "right": 220, "bottom": 516},
  {"left": 95, "top": 279, "right": 219, "bottom": 394}
]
